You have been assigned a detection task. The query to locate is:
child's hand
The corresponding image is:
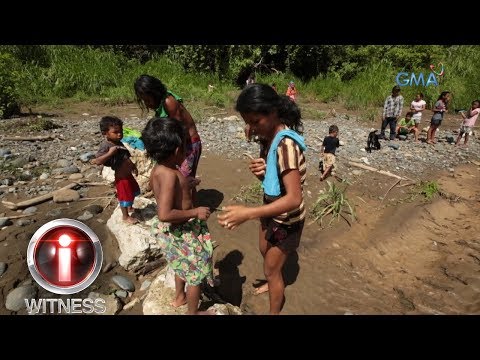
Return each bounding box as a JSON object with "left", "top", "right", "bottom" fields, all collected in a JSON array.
[
  {"left": 187, "top": 176, "right": 201, "bottom": 189},
  {"left": 217, "top": 205, "right": 250, "bottom": 230},
  {"left": 90, "top": 159, "right": 97, "bottom": 165},
  {"left": 196, "top": 207, "right": 211, "bottom": 220},
  {"left": 109, "top": 145, "right": 127, "bottom": 154},
  {"left": 248, "top": 158, "right": 266, "bottom": 177}
]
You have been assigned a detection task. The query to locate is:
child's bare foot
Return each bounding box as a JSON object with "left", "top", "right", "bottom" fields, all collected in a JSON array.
[
  {"left": 253, "top": 282, "right": 269, "bottom": 295},
  {"left": 122, "top": 216, "right": 139, "bottom": 225},
  {"left": 170, "top": 295, "right": 187, "bottom": 308}
]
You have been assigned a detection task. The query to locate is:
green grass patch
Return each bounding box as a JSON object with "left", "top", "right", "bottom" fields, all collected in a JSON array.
[
  {"left": 232, "top": 181, "right": 263, "bottom": 205},
  {"left": 310, "top": 181, "right": 356, "bottom": 227},
  {"left": 418, "top": 180, "right": 440, "bottom": 200}
]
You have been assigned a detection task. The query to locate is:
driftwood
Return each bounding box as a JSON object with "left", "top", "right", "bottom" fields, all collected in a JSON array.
[
  {"left": 79, "top": 182, "right": 110, "bottom": 186},
  {"left": 134, "top": 258, "right": 167, "bottom": 276},
  {"left": 78, "top": 196, "right": 113, "bottom": 201},
  {"left": 103, "top": 195, "right": 116, "bottom": 211},
  {"left": 348, "top": 161, "right": 411, "bottom": 181},
  {"left": 0, "top": 213, "right": 35, "bottom": 220},
  {"left": 3, "top": 135, "right": 58, "bottom": 142},
  {"left": 398, "top": 181, "right": 417, "bottom": 188},
  {"left": 1, "top": 182, "right": 78, "bottom": 210},
  {"left": 382, "top": 179, "right": 401, "bottom": 202}
]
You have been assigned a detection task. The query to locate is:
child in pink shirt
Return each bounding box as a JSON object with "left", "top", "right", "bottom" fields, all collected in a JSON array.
[{"left": 456, "top": 100, "right": 480, "bottom": 146}]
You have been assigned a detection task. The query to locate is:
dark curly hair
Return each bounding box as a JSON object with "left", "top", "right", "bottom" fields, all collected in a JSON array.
[
  {"left": 141, "top": 117, "right": 185, "bottom": 163},
  {"left": 99, "top": 116, "right": 123, "bottom": 134}
]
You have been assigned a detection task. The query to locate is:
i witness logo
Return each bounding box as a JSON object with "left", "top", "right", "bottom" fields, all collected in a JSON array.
[
  {"left": 26, "top": 219, "right": 105, "bottom": 314},
  {"left": 396, "top": 63, "right": 445, "bottom": 87}
]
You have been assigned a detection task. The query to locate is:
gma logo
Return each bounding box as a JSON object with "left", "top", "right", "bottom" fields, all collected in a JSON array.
[
  {"left": 396, "top": 72, "right": 439, "bottom": 87},
  {"left": 396, "top": 63, "right": 444, "bottom": 87}
]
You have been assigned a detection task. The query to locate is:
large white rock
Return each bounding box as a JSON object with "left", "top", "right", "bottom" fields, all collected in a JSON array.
[
  {"left": 142, "top": 267, "right": 243, "bottom": 315},
  {"left": 101, "top": 143, "right": 154, "bottom": 193},
  {"left": 106, "top": 197, "right": 163, "bottom": 272},
  {"left": 143, "top": 270, "right": 186, "bottom": 315},
  {"left": 207, "top": 303, "right": 243, "bottom": 315}
]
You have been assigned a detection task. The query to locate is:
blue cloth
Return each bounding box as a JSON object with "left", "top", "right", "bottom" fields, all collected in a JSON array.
[
  {"left": 122, "top": 136, "right": 145, "bottom": 151},
  {"left": 263, "top": 129, "right": 306, "bottom": 197}
]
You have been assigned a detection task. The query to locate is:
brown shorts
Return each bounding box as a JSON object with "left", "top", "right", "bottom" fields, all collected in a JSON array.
[
  {"left": 260, "top": 218, "right": 304, "bottom": 253},
  {"left": 323, "top": 153, "right": 336, "bottom": 169}
]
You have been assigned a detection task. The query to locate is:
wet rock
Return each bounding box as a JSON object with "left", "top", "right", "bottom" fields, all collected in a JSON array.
[
  {"left": 0, "top": 218, "right": 13, "bottom": 227},
  {"left": 115, "top": 290, "right": 128, "bottom": 298},
  {"left": 140, "top": 280, "right": 152, "bottom": 291},
  {"left": 0, "top": 149, "right": 11, "bottom": 157},
  {"left": 0, "top": 262, "right": 7, "bottom": 276},
  {"left": 5, "top": 285, "right": 38, "bottom": 311},
  {"left": 2, "top": 178, "right": 14, "bottom": 186},
  {"left": 85, "top": 204, "right": 103, "bottom": 215},
  {"left": 112, "top": 275, "right": 135, "bottom": 292},
  {"left": 16, "top": 219, "right": 34, "bottom": 227},
  {"left": 77, "top": 211, "right": 93, "bottom": 221},
  {"left": 79, "top": 152, "right": 96, "bottom": 162},
  {"left": 47, "top": 209, "right": 62, "bottom": 218},
  {"left": 22, "top": 206, "right": 37, "bottom": 215}
]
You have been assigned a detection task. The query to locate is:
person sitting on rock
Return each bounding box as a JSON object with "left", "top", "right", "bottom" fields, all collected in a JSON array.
[
  {"left": 91, "top": 116, "right": 139, "bottom": 224},
  {"left": 396, "top": 112, "right": 419, "bottom": 141}
]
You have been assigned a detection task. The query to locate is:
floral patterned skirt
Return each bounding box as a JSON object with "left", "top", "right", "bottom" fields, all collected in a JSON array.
[{"left": 151, "top": 217, "right": 214, "bottom": 286}]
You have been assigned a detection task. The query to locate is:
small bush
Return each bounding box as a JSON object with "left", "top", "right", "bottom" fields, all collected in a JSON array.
[
  {"left": 0, "top": 52, "right": 20, "bottom": 118},
  {"left": 232, "top": 182, "right": 263, "bottom": 204},
  {"left": 310, "top": 181, "right": 356, "bottom": 227},
  {"left": 419, "top": 181, "right": 439, "bottom": 200}
]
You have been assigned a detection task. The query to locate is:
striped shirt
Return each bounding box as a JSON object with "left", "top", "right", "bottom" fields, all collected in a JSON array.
[
  {"left": 262, "top": 137, "right": 306, "bottom": 225},
  {"left": 383, "top": 94, "right": 404, "bottom": 118}
]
